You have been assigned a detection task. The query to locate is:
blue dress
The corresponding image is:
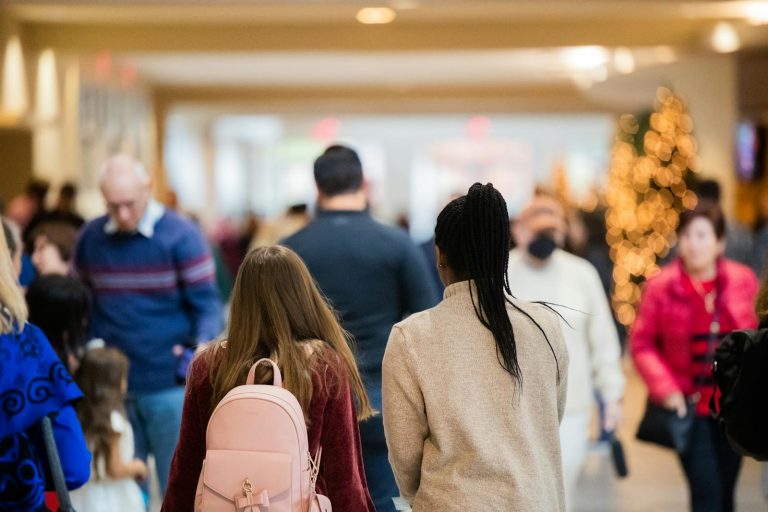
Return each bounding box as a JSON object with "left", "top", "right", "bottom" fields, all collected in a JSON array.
[{"left": 0, "top": 321, "right": 91, "bottom": 511}]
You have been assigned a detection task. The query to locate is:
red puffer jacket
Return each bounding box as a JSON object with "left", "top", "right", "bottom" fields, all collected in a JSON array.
[{"left": 630, "top": 258, "right": 759, "bottom": 403}]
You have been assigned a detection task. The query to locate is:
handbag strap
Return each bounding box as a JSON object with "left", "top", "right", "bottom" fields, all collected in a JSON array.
[
  {"left": 705, "top": 311, "right": 720, "bottom": 361},
  {"left": 706, "top": 309, "right": 721, "bottom": 417},
  {"left": 41, "top": 414, "right": 76, "bottom": 512}
]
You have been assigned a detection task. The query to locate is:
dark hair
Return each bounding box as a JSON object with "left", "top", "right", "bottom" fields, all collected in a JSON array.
[
  {"left": 60, "top": 183, "right": 78, "bottom": 199},
  {"left": 31, "top": 221, "right": 78, "bottom": 262},
  {"left": 313, "top": 145, "right": 363, "bottom": 197},
  {"left": 26, "top": 275, "right": 91, "bottom": 371},
  {"left": 435, "top": 183, "right": 558, "bottom": 386},
  {"left": 677, "top": 202, "right": 726, "bottom": 240},
  {"left": 26, "top": 179, "right": 50, "bottom": 204},
  {"left": 75, "top": 347, "right": 129, "bottom": 477},
  {"left": 695, "top": 179, "right": 721, "bottom": 203},
  {"left": 1, "top": 219, "right": 17, "bottom": 257}
]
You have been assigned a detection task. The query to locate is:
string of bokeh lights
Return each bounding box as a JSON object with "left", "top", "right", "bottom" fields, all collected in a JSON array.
[{"left": 606, "top": 87, "right": 700, "bottom": 327}]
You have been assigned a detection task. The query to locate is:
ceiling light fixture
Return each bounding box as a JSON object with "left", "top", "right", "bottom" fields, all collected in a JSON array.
[
  {"left": 710, "top": 22, "right": 741, "bottom": 53},
  {"left": 1, "top": 36, "right": 28, "bottom": 117},
  {"left": 357, "top": 7, "right": 397, "bottom": 24},
  {"left": 744, "top": 1, "right": 768, "bottom": 25},
  {"left": 562, "top": 46, "right": 610, "bottom": 70},
  {"left": 613, "top": 47, "right": 636, "bottom": 74}
]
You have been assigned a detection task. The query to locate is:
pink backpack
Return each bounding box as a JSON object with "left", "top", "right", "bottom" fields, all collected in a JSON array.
[{"left": 194, "top": 359, "right": 332, "bottom": 512}]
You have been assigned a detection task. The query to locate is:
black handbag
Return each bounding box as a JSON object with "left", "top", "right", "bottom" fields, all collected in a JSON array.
[
  {"left": 636, "top": 400, "right": 696, "bottom": 453},
  {"left": 636, "top": 311, "right": 720, "bottom": 454}
]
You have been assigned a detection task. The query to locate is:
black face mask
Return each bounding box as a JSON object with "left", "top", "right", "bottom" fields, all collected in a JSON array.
[{"left": 527, "top": 234, "right": 557, "bottom": 261}]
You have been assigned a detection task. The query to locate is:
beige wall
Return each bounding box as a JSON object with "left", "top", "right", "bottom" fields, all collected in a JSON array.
[{"left": 0, "top": 127, "right": 33, "bottom": 203}]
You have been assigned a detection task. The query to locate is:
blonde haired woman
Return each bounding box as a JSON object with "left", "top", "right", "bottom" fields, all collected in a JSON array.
[
  {"left": 0, "top": 219, "right": 90, "bottom": 510},
  {"left": 163, "top": 245, "right": 375, "bottom": 511}
]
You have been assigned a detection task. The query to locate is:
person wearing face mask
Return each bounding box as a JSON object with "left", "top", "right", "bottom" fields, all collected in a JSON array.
[{"left": 507, "top": 194, "right": 625, "bottom": 511}]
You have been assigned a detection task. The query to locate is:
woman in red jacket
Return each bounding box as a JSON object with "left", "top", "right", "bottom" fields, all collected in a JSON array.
[
  {"left": 162, "top": 245, "right": 376, "bottom": 511},
  {"left": 631, "top": 203, "right": 759, "bottom": 512}
]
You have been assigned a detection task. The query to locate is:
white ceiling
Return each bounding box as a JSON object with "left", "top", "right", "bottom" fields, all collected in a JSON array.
[{"left": 124, "top": 47, "right": 673, "bottom": 87}]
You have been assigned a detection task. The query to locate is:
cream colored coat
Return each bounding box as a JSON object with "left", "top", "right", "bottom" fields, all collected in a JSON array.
[
  {"left": 507, "top": 249, "right": 625, "bottom": 415},
  {"left": 383, "top": 281, "right": 569, "bottom": 511}
]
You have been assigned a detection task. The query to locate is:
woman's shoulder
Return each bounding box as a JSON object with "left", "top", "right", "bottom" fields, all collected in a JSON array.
[
  {"left": 640, "top": 261, "right": 680, "bottom": 295},
  {"left": 721, "top": 258, "right": 758, "bottom": 285},
  {"left": 188, "top": 346, "right": 216, "bottom": 390},
  {"left": 309, "top": 343, "right": 345, "bottom": 380},
  {"left": 507, "top": 298, "right": 563, "bottom": 339}
]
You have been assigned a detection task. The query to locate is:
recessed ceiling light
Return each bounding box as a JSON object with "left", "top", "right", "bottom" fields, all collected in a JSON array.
[
  {"left": 562, "top": 46, "right": 609, "bottom": 70},
  {"left": 744, "top": 1, "right": 768, "bottom": 25},
  {"left": 357, "top": 7, "right": 397, "bottom": 24},
  {"left": 711, "top": 22, "right": 740, "bottom": 53}
]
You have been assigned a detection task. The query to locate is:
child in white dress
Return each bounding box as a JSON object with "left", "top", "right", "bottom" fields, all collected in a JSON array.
[{"left": 71, "top": 347, "right": 147, "bottom": 511}]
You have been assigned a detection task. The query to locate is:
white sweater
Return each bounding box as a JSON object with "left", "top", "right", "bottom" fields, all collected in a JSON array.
[{"left": 507, "top": 248, "right": 625, "bottom": 415}]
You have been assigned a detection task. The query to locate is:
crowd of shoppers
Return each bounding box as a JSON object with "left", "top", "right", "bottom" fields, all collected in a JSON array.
[{"left": 0, "top": 143, "right": 766, "bottom": 512}]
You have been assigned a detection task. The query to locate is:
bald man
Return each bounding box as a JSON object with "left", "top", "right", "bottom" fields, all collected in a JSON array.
[
  {"left": 507, "top": 195, "right": 625, "bottom": 511},
  {"left": 74, "top": 155, "right": 222, "bottom": 493}
]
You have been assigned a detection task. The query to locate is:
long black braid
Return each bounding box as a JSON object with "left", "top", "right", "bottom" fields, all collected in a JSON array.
[{"left": 435, "top": 183, "right": 560, "bottom": 385}]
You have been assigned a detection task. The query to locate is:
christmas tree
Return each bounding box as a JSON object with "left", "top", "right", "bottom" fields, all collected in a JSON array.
[{"left": 605, "top": 86, "right": 700, "bottom": 326}]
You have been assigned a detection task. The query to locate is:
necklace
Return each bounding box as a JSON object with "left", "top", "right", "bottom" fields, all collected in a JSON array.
[{"left": 690, "top": 277, "right": 717, "bottom": 315}]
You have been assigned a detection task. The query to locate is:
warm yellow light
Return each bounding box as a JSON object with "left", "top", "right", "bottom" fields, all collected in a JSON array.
[
  {"left": 711, "top": 22, "right": 741, "bottom": 53},
  {"left": 2, "top": 36, "right": 28, "bottom": 117},
  {"left": 356, "top": 7, "right": 397, "bottom": 24},
  {"left": 563, "top": 46, "right": 610, "bottom": 70},
  {"left": 36, "top": 49, "right": 59, "bottom": 122},
  {"left": 744, "top": 1, "right": 768, "bottom": 25}
]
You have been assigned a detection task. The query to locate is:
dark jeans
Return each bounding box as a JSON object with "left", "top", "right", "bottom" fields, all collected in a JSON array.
[
  {"left": 679, "top": 417, "right": 742, "bottom": 512},
  {"left": 359, "top": 414, "right": 398, "bottom": 512}
]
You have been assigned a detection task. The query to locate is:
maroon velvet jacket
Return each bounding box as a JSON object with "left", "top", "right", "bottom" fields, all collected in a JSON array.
[{"left": 162, "top": 348, "right": 376, "bottom": 511}]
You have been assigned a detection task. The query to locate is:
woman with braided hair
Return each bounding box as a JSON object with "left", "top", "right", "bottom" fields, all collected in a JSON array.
[{"left": 382, "top": 183, "right": 569, "bottom": 511}]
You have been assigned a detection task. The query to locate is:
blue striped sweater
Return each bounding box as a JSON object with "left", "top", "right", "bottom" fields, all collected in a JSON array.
[{"left": 75, "top": 210, "right": 222, "bottom": 393}]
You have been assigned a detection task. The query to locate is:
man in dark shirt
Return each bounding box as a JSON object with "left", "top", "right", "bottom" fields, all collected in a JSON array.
[{"left": 283, "top": 145, "right": 438, "bottom": 512}]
